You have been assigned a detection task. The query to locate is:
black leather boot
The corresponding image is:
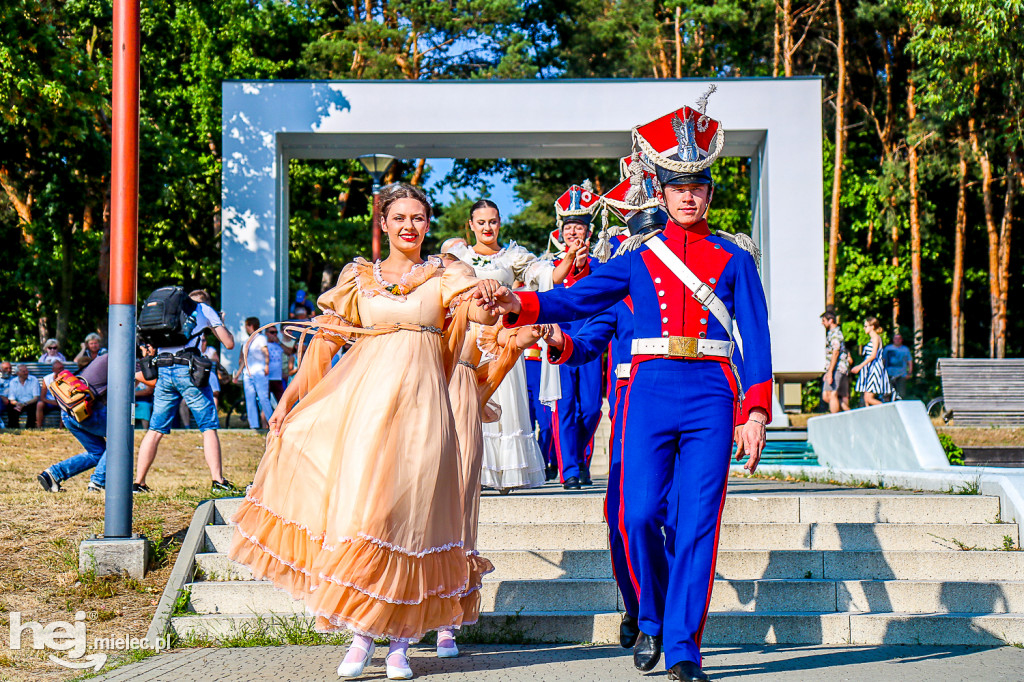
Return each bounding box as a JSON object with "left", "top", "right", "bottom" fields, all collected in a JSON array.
[
  {"left": 632, "top": 631, "right": 662, "bottom": 671},
  {"left": 668, "top": 661, "right": 710, "bottom": 681},
  {"left": 563, "top": 476, "right": 581, "bottom": 490},
  {"left": 619, "top": 613, "right": 640, "bottom": 648}
]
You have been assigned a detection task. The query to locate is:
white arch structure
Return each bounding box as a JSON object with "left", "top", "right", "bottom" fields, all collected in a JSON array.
[{"left": 221, "top": 78, "right": 825, "bottom": 381}]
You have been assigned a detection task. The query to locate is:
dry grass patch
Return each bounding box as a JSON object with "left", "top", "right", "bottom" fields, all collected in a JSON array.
[{"left": 0, "top": 428, "right": 265, "bottom": 681}]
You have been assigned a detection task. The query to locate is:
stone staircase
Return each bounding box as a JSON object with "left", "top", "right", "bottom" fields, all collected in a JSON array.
[{"left": 170, "top": 479, "right": 1024, "bottom": 646}]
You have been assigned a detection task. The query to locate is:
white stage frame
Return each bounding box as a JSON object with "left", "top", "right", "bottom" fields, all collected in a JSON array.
[{"left": 221, "top": 78, "right": 825, "bottom": 379}]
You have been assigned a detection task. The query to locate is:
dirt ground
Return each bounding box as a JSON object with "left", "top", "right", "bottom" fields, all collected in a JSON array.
[{"left": 0, "top": 428, "right": 266, "bottom": 681}]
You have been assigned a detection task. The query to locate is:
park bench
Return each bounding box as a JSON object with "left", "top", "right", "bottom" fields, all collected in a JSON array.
[
  {"left": 3, "top": 361, "right": 70, "bottom": 428},
  {"left": 930, "top": 358, "right": 1024, "bottom": 427}
]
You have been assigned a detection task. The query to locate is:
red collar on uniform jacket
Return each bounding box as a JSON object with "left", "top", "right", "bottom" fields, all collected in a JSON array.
[{"left": 662, "top": 218, "right": 711, "bottom": 245}]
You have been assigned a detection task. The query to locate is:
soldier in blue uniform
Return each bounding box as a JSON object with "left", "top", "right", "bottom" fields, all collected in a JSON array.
[
  {"left": 548, "top": 183, "right": 605, "bottom": 490},
  {"left": 521, "top": 339, "right": 556, "bottom": 479},
  {"left": 480, "top": 95, "right": 771, "bottom": 681}
]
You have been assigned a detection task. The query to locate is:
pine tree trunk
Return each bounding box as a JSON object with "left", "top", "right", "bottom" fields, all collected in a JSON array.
[
  {"left": 951, "top": 141, "right": 967, "bottom": 357},
  {"left": 783, "top": 0, "right": 794, "bottom": 77},
  {"left": 969, "top": 120, "right": 999, "bottom": 358},
  {"left": 773, "top": 1, "right": 781, "bottom": 77},
  {"left": 995, "top": 152, "right": 1017, "bottom": 358},
  {"left": 907, "top": 78, "right": 924, "bottom": 372},
  {"left": 410, "top": 158, "right": 426, "bottom": 186},
  {"left": 825, "top": 0, "right": 845, "bottom": 307}
]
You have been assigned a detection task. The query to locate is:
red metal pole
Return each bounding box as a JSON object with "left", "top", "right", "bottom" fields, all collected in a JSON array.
[
  {"left": 103, "top": 0, "right": 140, "bottom": 539},
  {"left": 371, "top": 186, "right": 381, "bottom": 261}
]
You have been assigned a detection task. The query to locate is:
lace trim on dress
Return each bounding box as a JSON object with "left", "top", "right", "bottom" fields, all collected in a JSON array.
[
  {"left": 353, "top": 256, "right": 442, "bottom": 301},
  {"left": 317, "top": 572, "right": 470, "bottom": 606},
  {"left": 232, "top": 523, "right": 318, "bottom": 585},
  {"left": 240, "top": 493, "right": 464, "bottom": 557}
]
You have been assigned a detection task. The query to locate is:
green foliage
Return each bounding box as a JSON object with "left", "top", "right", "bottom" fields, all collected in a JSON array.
[{"left": 937, "top": 432, "right": 964, "bottom": 466}]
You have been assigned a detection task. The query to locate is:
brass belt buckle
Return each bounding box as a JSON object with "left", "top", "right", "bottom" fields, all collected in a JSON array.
[{"left": 667, "top": 336, "right": 698, "bottom": 358}]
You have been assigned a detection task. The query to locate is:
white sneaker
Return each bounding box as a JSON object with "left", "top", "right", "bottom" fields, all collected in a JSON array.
[
  {"left": 436, "top": 634, "right": 459, "bottom": 658},
  {"left": 337, "top": 641, "right": 374, "bottom": 678},
  {"left": 385, "top": 650, "right": 413, "bottom": 680}
]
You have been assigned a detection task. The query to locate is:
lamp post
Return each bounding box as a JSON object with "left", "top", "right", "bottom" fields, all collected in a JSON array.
[{"left": 357, "top": 154, "right": 395, "bottom": 261}]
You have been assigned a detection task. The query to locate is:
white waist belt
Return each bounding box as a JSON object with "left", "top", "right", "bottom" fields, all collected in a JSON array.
[
  {"left": 615, "top": 363, "right": 631, "bottom": 380},
  {"left": 630, "top": 337, "right": 733, "bottom": 359}
]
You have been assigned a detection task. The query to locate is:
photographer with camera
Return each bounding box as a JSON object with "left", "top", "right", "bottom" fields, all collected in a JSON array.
[{"left": 134, "top": 287, "right": 236, "bottom": 494}]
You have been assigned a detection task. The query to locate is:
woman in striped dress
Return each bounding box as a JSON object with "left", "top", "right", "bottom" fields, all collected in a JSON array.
[{"left": 850, "top": 316, "right": 891, "bottom": 406}]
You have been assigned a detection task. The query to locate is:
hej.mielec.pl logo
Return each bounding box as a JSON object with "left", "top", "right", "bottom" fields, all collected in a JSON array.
[{"left": 6, "top": 611, "right": 170, "bottom": 671}]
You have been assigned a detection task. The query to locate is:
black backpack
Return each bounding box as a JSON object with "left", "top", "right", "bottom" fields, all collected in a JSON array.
[{"left": 138, "top": 286, "right": 200, "bottom": 347}]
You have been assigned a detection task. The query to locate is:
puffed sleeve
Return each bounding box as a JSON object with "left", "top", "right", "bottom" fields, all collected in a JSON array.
[
  {"left": 316, "top": 262, "right": 361, "bottom": 327},
  {"left": 439, "top": 259, "right": 480, "bottom": 308},
  {"left": 507, "top": 242, "right": 554, "bottom": 291}
]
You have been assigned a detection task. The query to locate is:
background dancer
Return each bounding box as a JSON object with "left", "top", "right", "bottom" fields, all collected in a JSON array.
[
  {"left": 228, "top": 183, "right": 503, "bottom": 680},
  {"left": 482, "top": 97, "right": 771, "bottom": 682},
  {"left": 547, "top": 183, "right": 604, "bottom": 490},
  {"left": 443, "top": 200, "right": 568, "bottom": 493}
]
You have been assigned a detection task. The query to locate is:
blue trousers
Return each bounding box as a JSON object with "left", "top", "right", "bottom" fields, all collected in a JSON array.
[
  {"left": 523, "top": 358, "right": 555, "bottom": 468},
  {"left": 619, "top": 359, "right": 737, "bottom": 668},
  {"left": 606, "top": 380, "right": 639, "bottom": 618},
  {"left": 49, "top": 404, "right": 108, "bottom": 486},
  {"left": 553, "top": 359, "right": 602, "bottom": 482}
]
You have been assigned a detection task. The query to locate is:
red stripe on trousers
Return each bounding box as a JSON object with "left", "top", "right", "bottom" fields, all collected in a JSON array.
[
  {"left": 552, "top": 402, "right": 564, "bottom": 483},
  {"left": 618, "top": 364, "right": 642, "bottom": 599},
  {"left": 694, "top": 363, "right": 743, "bottom": 660}
]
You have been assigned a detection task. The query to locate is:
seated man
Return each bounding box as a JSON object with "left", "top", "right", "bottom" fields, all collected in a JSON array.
[
  {"left": 5, "top": 364, "right": 40, "bottom": 428},
  {"left": 36, "top": 359, "right": 66, "bottom": 428}
]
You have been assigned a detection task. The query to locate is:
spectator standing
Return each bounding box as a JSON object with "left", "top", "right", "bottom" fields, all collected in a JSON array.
[
  {"left": 133, "top": 289, "right": 237, "bottom": 493},
  {"left": 6, "top": 364, "right": 41, "bottom": 428},
  {"left": 200, "top": 337, "right": 223, "bottom": 410},
  {"left": 850, "top": 316, "right": 892, "bottom": 406},
  {"left": 266, "top": 326, "right": 285, "bottom": 403},
  {"left": 882, "top": 333, "right": 913, "bottom": 399},
  {"left": 288, "top": 290, "right": 315, "bottom": 319},
  {"left": 135, "top": 374, "right": 154, "bottom": 429},
  {"left": 36, "top": 359, "right": 66, "bottom": 427},
  {"left": 820, "top": 311, "right": 851, "bottom": 413},
  {"left": 39, "top": 339, "right": 67, "bottom": 364},
  {"left": 74, "top": 333, "right": 107, "bottom": 370},
  {"left": 233, "top": 317, "right": 272, "bottom": 430}
]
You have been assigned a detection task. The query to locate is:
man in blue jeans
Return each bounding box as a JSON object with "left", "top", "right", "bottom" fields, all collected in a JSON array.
[
  {"left": 38, "top": 355, "right": 111, "bottom": 492},
  {"left": 133, "top": 289, "right": 237, "bottom": 494}
]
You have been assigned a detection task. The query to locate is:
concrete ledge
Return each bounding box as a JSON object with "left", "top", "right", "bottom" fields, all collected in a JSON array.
[
  {"left": 146, "top": 500, "right": 215, "bottom": 646},
  {"left": 79, "top": 534, "right": 149, "bottom": 580},
  {"left": 808, "top": 401, "right": 949, "bottom": 471},
  {"left": 736, "top": 463, "right": 1024, "bottom": 526}
]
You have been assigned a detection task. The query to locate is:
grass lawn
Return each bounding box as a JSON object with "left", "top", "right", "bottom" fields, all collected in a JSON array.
[{"left": 0, "top": 428, "right": 266, "bottom": 681}]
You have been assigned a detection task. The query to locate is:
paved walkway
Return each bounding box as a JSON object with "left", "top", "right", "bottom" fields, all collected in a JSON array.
[{"left": 95, "top": 643, "right": 1024, "bottom": 681}]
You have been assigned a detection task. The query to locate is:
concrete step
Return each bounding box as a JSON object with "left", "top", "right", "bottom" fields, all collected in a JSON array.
[
  {"left": 796, "top": 495, "right": 1000, "bottom": 524},
  {"left": 205, "top": 525, "right": 1024, "bottom": 581},
  {"left": 213, "top": 492, "right": 1002, "bottom": 527},
  {"left": 170, "top": 610, "right": 1024, "bottom": 646},
  {"left": 196, "top": 549, "right": 617, "bottom": 583},
  {"left": 720, "top": 522, "right": 1018, "bottom": 551},
  {"left": 185, "top": 571, "right": 1024, "bottom": 616},
  {"left": 210, "top": 520, "right": 1018, "bottom": 555}
]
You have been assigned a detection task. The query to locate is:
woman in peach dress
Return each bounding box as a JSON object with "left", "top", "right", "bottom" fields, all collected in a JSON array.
[{"left": 227, "top": 184, "right": 501, "bottom": 680}]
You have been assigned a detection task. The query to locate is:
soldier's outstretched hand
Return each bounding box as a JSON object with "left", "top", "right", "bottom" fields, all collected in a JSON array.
[{"left": 735, "top": 408, "right": 768, "bottom": 473}]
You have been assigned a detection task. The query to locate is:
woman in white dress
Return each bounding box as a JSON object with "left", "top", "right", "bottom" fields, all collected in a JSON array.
[{"left": 442, "top": 200, "right": 574, "bottom": 492}]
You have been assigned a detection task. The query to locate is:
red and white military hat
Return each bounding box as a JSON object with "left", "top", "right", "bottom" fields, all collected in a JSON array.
[
  {"left": 603, "top": 152, "right": 661, "bottom": 224},
  {"left": 554, "top": 180, "right": 601, "bottom": 228},
  {"left": 631, "top": 85, "right": 724, "bottom": 186}
]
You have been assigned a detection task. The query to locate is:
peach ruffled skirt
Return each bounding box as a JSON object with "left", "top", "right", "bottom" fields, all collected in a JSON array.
[{"left": 228, "top": 331, "right": 490, "bottom": 641}]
